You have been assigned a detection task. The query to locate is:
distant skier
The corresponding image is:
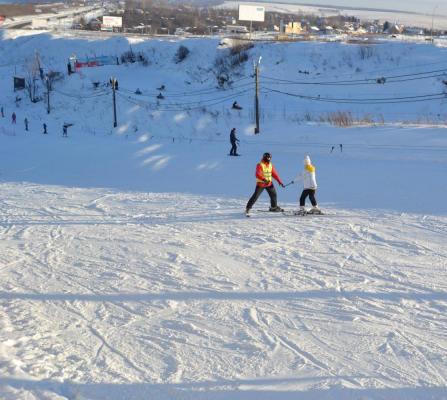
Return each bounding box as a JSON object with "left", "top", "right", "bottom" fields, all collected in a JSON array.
[
  {"left": 232, "top": 101, "right": 242, "bottom": 110},
  {"left": 1, "top": 106, "right": 4, "bottom": 118},
  {"left": 292, "top": 155, "right": 322, "bottom": 215},
  {"left": 229, "top": 127, "right": 239, "bottom": 156},
  {"left": 11, "top": 112, "right": 16, "bottom": 124},
  {"left": 24, "top": 118, "right": 28, "bottom": 131},
  {"left": 246, "top": 152, "right": 285, "bottom": 216},
  {"left": 43, "top": 123, "right": 47, "bottom": 134}
]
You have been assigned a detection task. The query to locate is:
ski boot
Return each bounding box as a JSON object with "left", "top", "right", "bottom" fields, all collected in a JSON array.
[
  {"left": 307, "top": 206, "right": 323, "bottom": 215},
  {"left": 245, "top": 208, "right": 251, "bottom": 217},
  {"left": 269, "top": 206, "right": 284, "bottom": 212},
  {"left": 294, "top": 206, "right": 307, "bottom": 216}
]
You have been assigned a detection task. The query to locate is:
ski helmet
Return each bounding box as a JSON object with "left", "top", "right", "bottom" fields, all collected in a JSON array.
[{"left": 262, "top": 152, "right": 272, "bottom": 162}]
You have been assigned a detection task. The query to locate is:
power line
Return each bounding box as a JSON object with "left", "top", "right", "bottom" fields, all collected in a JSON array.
[
  {"left": 116, "top": 90, "right": 251, "bottom": 111},
  {"left": 119, "top": 75, "right": 252, "bottom": 98},
  {"left": 262, "top": 86, "right": 446, "bottom": 104},
  {"left": 53, "top": 88, "right": 109, "bottom": 99},
  {"left": 261, "top": 68, "right": 447, "bottom": 86}
]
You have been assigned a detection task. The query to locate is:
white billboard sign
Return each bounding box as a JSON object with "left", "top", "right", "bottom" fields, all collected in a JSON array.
[
  {"left": 102, "top": 16, "right": 122, "bottom": 28},
  {"left": 31, "top": 18, "right": 48, "bottom": 29},
  {"left": 238, "top": 5, "right": 265, "bottom": 22}
]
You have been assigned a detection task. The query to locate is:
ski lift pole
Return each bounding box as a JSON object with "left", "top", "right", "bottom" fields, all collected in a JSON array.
[{"left": 111, "top": 77, "right": 117, "bottom": 128}]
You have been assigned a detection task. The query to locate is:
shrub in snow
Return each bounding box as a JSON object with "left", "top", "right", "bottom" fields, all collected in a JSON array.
[
  {"left": 46, "top": 71, "right": 64, "bottom": 90},
  {"left": 359, "top": 45, "right": 374, "bottom": 60},
  {"left": 175, "top": 45, "right": 190, "bottom": 63},
  {"left": 121, "top": 50, "right": 149, "bottom": 65},
  {"left": 214, "top": 43, "right": 252, "bottom": 88}
]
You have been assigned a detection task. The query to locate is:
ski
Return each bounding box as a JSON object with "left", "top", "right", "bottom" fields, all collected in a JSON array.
[{"left": 254, "top": 209, "right": 326, "bottom": 216}]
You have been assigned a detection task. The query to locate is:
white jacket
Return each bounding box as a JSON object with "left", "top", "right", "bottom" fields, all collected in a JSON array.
[{"left": 294, "top": 155, "right": 317, "bottom": 189}]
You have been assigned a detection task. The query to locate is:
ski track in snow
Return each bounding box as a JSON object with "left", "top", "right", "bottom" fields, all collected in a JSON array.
[{"left": 0, "top": 182, "right": 446, "bottom": 399}]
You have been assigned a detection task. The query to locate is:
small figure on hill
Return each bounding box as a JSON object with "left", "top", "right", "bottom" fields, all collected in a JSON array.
[
  {"left": 11, "top": 112, "right": 16, "bottom": 124},
  {"left": 229, "top": 127, "right": 240, "bottom": 156},
  {"left": 43, "top": 123, "right": 47, "bottom": 134},
  {"left": 109, "top": 78, "right": 118, "bottom": 90},
  {"left": 157, "top": 92, "right": 164, "bottom": 100},
  {"left": 246, "top": 152, "right": 285, "bottom": 216},
  {"left": 135, "top": 88, "right": 142, "bottom": 95},
  {"left": 1, "top": 106, "right": 4, "bottom": 118},
  {"left": 292, "top": 155, "right": 322, "bottom": 215},
  {"left": 232, "top": 101, "right": 242, "bottom": 110},
  {"left": 24, "top": 118, "right": 28, "bottom": 131},
  {"left": 63, "top": 124, "right": 68, "bottom": 137}
]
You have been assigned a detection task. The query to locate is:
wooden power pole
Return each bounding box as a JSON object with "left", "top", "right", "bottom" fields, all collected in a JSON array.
[{"left": 111, "top": 77, "right": 117, "bottom": 128}]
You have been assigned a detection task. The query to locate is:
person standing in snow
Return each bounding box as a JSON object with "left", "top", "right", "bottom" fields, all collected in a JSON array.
[
  {"left": 292, "top": 155, "right": 321, "bottom": 215},
  {"left": 229, "top": 127, "right": 239, "bottom": 156},
  {"left": 11, "top": 112, "right": 16, "bottom": 124},
  {"left": 24, "top": 118, "right": 28, "bottom": 131},
  {"left": 246, "top": 152, "right": 285, "bottom": 215}
]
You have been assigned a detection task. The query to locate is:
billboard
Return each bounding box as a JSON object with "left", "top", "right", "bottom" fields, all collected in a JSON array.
[
  {"left": 102, "top": 16, "right": 122, "bottom": 28},
  {"left": 75, "top": 56, "right": 118, "bottom": 69},
  {"left": 31, "top": 18, "right": 48, "bottom": 29},
  {"left": 238, "top": 5, "right": 265, "bottom": 22}
]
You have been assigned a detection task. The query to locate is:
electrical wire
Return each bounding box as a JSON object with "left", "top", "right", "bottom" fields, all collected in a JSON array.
[
  {"left": 262, "top": 86, "right": 446, "bottom": 104},
  {"left": 119, "top": 83, "right": 253, "bottom": 98},
  {"left": 119, "top": 77, "right": 253, "bottom": 98},
  {"left": 53, "top": 88, "right": 109, "bottom": 99},
  {"left": 261, "top": 68, "right": 447, "bottom": 86},
  {"left": 116, "top": 90, "right": 251, "bottom": 111}
]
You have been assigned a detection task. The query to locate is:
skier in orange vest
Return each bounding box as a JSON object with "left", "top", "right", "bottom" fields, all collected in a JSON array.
[{"left": 246, "top": 152, "right": 284, "bottom": 216}]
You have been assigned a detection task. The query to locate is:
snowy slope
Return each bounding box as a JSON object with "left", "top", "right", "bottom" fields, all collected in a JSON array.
[
  {"left": 0, "top": 30, "right": 447, "bottom": 400},
  {"left": 0, "top": 184, "right": 446, "bottom": 400}
]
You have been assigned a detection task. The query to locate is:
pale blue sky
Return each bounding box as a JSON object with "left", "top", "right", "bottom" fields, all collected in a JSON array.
[{"left": 269, "top": 0, "right": 446, "bottom": 15}]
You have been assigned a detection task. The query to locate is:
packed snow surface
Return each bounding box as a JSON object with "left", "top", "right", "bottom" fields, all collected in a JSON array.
[{"left": 0, "top": 30, "right": 447, "bottom": 399}]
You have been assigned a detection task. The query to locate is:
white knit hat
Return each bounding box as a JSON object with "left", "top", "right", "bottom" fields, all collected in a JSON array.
[{"left": 304, "top": 155, "right": 311, "bottom": 165}]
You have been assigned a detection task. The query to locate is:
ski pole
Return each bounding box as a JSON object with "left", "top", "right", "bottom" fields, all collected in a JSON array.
[{"left": 283, "top": 181, "right": 294, "bottom": 187}]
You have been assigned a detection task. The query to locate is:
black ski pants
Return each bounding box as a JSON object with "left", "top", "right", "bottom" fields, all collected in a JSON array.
[
  {"left": 300, "top": 189, "right": 317, "bottom": 207},
  {"left": 230, "top": 141, "right": 238, "bottom": 155},
  {"left": 246, "top": 184, "right": 277, "bottom": 210}
]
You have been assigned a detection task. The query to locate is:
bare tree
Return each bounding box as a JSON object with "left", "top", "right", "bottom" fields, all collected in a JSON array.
[{"left": 24, "top": 53, "right": 41, "bottom": 103}]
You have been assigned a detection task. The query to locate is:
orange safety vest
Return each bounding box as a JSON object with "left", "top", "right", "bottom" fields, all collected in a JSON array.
[{"left": 256, "top": 162, "right": 273, "bottom": 184}]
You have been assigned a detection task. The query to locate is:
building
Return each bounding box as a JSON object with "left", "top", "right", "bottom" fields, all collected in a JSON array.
[
  {"left": 225, "top": 25, "right": 248, "bottom": 34},
  {"left": 285, "top": 22, "right": 303, "bottom": 34},
  {"left": 388, "top": 24, "right": 405, "bottom": 34}
]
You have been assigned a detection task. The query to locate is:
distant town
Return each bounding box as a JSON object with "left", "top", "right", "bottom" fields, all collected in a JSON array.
[{"left": 0, "top": 0, "right": 445, "bottom": 40}]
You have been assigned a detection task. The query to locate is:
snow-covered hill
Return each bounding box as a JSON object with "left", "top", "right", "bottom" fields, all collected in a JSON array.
[
  {"left": 0, "top": 183, "right": 446, "bottom": 400},
  {"left": 0, "top": 30, "right": 447, "bottom": 400}
]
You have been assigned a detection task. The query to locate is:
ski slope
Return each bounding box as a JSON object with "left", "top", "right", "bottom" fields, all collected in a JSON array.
[
  {"left": 0, "top": 30, "right": 447, "bottom": 399},
  {"left": 0, "top": 183, "right": 446, "bottom": 400}
]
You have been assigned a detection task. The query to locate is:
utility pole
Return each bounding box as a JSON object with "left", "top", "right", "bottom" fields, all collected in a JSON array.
[
  {"left": 254, "top": 56, "right": 261, "bottom": 134},
  {"left": 111, "top": 77, "right": 117, "bottom": 128}
]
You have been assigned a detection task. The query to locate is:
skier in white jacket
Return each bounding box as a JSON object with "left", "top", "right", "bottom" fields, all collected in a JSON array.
[{"left": 292, "top": 155, "right": 322, "bottom": 215}]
